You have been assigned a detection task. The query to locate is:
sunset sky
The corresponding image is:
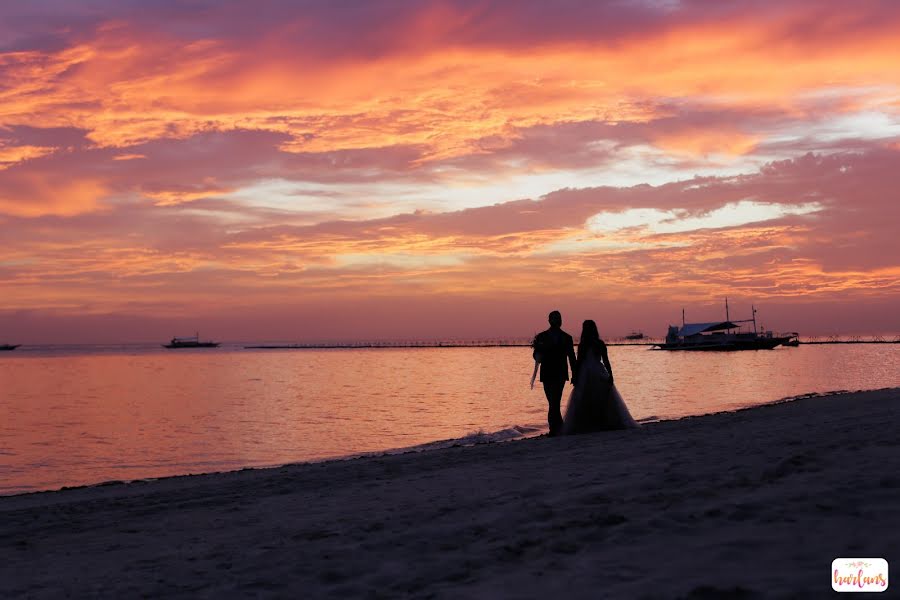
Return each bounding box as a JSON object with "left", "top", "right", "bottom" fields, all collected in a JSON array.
[{"left": 1, "top": 0, "right": 899, "bottom": 343}]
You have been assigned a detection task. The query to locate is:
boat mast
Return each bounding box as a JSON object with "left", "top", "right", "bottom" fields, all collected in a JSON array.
[
  {"left": 725, "top": 297, "right": 730, "bottom": 333},
  {"left": 752, "top": 305, "right": 758, "bottom": 335},
  {"left": 682, "top": 308, "right": 685, "bottom": 328}
]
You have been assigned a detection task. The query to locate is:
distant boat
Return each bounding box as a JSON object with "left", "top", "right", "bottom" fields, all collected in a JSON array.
[
  {"left": 624, "top": 331, "right": 644, "bottom": 340},
  {"left": 0, "top": 344, "right": 20, "bottom": 351},
  {"left": 783, "top": 332, "right": 800, "bottom": 347},
  {"left": 654, "top": 301, "right": 794, "bottom": 351},
  {"left": 163, "top": 333, "right": 219, "bottom": 349}
]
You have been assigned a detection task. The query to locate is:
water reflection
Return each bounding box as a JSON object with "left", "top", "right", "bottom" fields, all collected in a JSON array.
[{"left": 0, "top": 345, "right": 897, "bottom": 494}]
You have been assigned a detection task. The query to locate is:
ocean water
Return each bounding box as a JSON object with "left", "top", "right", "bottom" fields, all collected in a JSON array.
[{"left": 1, "top": 343, "right": 898, "bottom": 495}]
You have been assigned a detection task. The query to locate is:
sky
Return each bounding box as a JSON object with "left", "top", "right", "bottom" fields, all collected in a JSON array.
[{"left": 1, "top": 0, "right": 899, "bottom": 343}]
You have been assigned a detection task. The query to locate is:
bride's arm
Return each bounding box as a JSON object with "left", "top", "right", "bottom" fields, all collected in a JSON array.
[
  {"left": 530, "top": 359, "right": 540, "bottom": 389},
  {"left": 601, "top": 341, "right": 614, "bottom": 385}
]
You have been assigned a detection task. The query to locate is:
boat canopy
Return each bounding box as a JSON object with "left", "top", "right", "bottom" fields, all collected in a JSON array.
[{"left": 678, "top": 321, "right": 741, "bottom": 337}]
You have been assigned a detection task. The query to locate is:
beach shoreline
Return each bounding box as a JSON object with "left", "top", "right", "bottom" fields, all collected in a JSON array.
[{"left": 2, "top": 387, "right": 898, "bottom": 598}]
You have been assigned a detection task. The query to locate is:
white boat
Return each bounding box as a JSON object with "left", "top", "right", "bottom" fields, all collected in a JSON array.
[{"left": 655, "top": 300, "right": 794, "bottom": 351}]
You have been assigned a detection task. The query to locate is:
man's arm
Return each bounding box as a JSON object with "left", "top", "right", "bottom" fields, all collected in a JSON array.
[
  {"left": 532, "top": 332, "right": 543, "bottom": 362},
  {"left": 531, "top": 333, "right": 543, "bottom": 388},
  {"left": 530, "top": 358, "right": 540, "bottom": 389}
]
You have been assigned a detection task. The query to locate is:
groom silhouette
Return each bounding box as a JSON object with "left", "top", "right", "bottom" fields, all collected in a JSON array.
[{"left": 532, "top": 310, "right": 577, "bottom": 436}]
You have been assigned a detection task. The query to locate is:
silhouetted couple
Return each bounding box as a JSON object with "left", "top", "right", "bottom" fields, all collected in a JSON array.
[{"left": 530, "top": 311, "right": 638, "bottom": 436}]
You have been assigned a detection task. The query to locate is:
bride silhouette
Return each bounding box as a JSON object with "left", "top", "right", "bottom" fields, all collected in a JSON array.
[{"left": 563, "top": 320, "right": 639, "bottom": 434}]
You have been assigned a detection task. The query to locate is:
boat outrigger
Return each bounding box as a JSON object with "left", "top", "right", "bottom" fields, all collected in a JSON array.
[
  {"left": 163, "top": 333, "right": 219, "bottom": 349},
  {"left": 655, "top": 300, "right": 794, "bottom": 351}
]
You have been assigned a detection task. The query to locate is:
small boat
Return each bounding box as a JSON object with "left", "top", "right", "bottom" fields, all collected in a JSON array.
[
  {"left": 654, "top": 300, "right": 794, "bottom": 351},
  {"left": 0, "top": 344, "right": 20, "bottom": 351},
  {"left": 163, "top": 333, "right": 219, "bottom": 349},
  {"left": 783, "top": 332, "right": 800, "bottom": 347},
  {"left": 624, "top": 331, "right": 644, "bottom": 340}
]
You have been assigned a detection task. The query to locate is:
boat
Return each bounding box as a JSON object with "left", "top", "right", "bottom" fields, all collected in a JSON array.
[
  {"left": 783, "top": 332, "right": 800, "bottom": 347},
  {"left": 163, "top": 333, "right": 219, "bottom": 349},
  {"left": 624, "top": 331, "right": 644, "bottom": 340},
  {"left": 0, "top": 344, "right": 20, "bottom": 351},
  {"left": 654, "top": 300, "right": 794, "bottom": 351}
]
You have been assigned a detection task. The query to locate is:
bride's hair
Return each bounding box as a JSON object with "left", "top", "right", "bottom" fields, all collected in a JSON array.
[{"left": 578, "top": 319, "right": 603, "bottom": 357}]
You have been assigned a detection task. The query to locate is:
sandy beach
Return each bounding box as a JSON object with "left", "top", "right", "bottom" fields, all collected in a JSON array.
[{"left": 1, "top": 388, "right": 897, "bottom": 598}]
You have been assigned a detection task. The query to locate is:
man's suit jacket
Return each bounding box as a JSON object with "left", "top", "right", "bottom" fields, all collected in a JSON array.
[{"left": 533, "top": 328, "right": 577, "bottom": 383}]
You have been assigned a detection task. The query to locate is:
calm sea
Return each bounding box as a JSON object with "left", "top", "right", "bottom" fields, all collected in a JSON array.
[{"left": 1, "top": 343, "right": 898, "bottom": 495}]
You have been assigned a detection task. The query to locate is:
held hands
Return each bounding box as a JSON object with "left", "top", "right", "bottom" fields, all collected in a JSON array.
[{"left": 530, "top": 374, "right": 536, "bottom": 390}]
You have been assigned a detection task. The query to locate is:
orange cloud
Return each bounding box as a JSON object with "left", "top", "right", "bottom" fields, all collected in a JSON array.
[
  {"left": 1, "top": 3, "right": 896, "bottom": 166},
  {"left": 0, "top": 144, "right": 56, "bottom": 168},
  {"left": 651, "top": 129, "right": 759, "bottom": 157},
  {"left": 142, "top": 183, "right": 236, "bottom": 206},
  {"left": 0, "top": 174, "right": 107, "bottom": 217}
]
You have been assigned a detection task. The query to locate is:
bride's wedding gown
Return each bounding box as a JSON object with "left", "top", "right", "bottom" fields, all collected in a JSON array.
[{"left": 563, "top": 350, "right": 638, "bottom": 434}]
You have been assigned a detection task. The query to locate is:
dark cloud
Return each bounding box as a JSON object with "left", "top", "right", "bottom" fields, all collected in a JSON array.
[
  {"left": 4, "top": 0, "right": 898, "bottom": 58},
  {"left": 0, "top": 125, "right": 90, "bottom": 148}
]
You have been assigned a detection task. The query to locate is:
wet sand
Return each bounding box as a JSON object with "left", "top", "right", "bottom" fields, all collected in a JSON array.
[{"left": 1, "top": 388, "right": 898, "bottom": 598}]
